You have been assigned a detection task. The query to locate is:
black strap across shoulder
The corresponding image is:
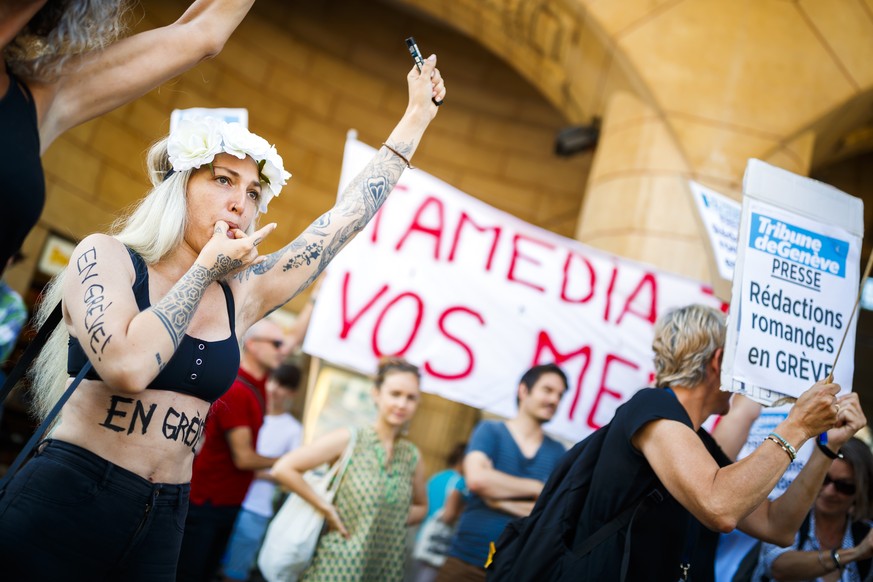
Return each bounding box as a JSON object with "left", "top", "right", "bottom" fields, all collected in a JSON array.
[
  {"left": 573, "top": 485, "right": 664, "bottom": 580},
  {"left": 0, "top": 302, "right": 92, "bottom": 493},
  {"left": 0, "top": 303, "right": 61, "bottom": 405}
]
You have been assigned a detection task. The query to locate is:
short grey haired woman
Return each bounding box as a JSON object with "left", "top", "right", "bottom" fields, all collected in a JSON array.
[
  {"left": 506, "top": 304, "right": 862, "bottom": 580},
  {"left": 0, "top": 55, "right": 446, "bottom": 580}
]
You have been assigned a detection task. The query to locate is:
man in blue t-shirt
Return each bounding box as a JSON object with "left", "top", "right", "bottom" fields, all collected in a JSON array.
[{"left": 436, "top": 364, "right": 568, "bottom": 581}]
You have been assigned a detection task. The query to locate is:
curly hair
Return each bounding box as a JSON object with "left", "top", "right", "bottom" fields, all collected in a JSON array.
[
  {"left": 5, "top": 0, "right": 133, "bottom": 82},
  {"left": 652, "top": 305, "right": 726, "bottom": 389}
]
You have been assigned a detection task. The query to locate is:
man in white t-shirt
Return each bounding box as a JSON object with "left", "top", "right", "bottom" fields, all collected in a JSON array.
[{"left": 222, "top": 363, "right": 303, "bottom": 581}]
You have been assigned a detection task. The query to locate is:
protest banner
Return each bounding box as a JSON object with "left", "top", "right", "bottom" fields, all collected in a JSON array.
[
  {"left": 689, "top": 181, "right": 741, "bottom": 302},
  {"left": 304, "top": 136, "right": 724, "bottom": 441},
  {"left": 721, "top": 160, "right": 863, "bottom": 405}
]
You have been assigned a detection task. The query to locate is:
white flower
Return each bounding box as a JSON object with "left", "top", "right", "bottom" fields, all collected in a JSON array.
[
  {"left": 221, "top": 122, "right": 271, "bottom": 161},
  {"left": 167, "top": 118, "right": 223, "bottom": 172},
  {"left": 166, "top": 116, "right": 291, "bottom": 213},
  {"left": 258, "top": 148, "right": 292, "bottom": 213}
]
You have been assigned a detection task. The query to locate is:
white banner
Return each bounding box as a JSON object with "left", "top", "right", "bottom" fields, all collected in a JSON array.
[
  {"left": 723, "top": 160, "right": 862, "bottom": 405},
  {"left": 304, "top": 137, "right": 724, "bottom": 442},
  {"left": 689, "top": 180, "right": 740, "bottom": 281}
]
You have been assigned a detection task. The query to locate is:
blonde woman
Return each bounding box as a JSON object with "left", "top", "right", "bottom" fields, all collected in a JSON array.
[
  {"left": 271, "top": 357, "right": 428, "bottom": 581},
  {"left": 0, "top": 57, "right": 445, "bottom": 580}
]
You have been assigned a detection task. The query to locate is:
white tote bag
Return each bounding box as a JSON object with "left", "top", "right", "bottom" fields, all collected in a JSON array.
[
  {"left": 412, "top": 474, "right": 462, "bottom": 567},
  {"left": 258, "top": 428, "right": 357, "bottom": 582}
]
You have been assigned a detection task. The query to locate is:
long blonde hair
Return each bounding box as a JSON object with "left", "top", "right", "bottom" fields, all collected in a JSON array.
[{"left": 29, "top": 138, "right": 259, "bottom": 420}]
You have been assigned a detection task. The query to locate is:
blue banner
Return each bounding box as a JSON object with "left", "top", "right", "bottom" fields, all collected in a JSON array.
[{"left": 749, "top": 213, "right": 848, "bottom": 278}]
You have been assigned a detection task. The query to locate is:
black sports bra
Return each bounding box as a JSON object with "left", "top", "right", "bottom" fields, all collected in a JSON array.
[{"left": 67, "top": 247, "right": 240, "bottom": 403}]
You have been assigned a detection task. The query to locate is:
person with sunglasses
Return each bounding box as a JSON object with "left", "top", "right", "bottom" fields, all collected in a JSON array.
[{"left": 751, "top": 438, "right": 873, "bottom": 582}]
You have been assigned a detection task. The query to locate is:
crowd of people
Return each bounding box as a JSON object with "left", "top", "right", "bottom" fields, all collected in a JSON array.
[{"left": 0, "top": 2, "right": 871, "bottom": 582}]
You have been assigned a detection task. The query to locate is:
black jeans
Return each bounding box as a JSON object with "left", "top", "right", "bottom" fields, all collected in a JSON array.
[{"left": 0, "top": 439, "right": 189, "bottom": 581}]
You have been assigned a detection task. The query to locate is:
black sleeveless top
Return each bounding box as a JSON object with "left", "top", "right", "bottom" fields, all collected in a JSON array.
[
  {"left": 0, "top": 70, "right": 44, "bottom": 275},
  {"left": 67, "top": 248, "right": 241, "bottom": 403}
]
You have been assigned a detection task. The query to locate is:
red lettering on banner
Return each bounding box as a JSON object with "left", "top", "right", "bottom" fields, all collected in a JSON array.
[
  {"left": 561, "top": 251, "right": 596, "bottom": 304},
  {"left": 395, "top": 195, "right": 444, "bottom": 259},
  {"left": 370, "top": 184, "right": 408, "bottom": 244},
  {"left": 603, "top": 264, "right": 619, "bottom": 322},
  {"left": 507, "top": 233, "right": 555, "bottom": 293},
  {"left": 531, "top": 331, "right": 592, "bottom": 420},
  {"left": 448, "top": 212, "right": 502, "bottom": 272},
  {"left": 587, "top": 354, "right": 639, "bottom": 429},
  {"left": 616, "top": 272, "right": 658, "bottom": 325},
  {"left": 425, "top": 306, "right": 485, "bottom": 380},
  {"left": 340, "top": 272, "right": 389, "bottom": 339},
  {"left": 371, "top": 292, "right": 424, "bottom": 357}
]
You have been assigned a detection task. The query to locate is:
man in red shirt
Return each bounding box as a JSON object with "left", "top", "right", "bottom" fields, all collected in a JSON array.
[{"left": 177, "top": 318, "right": 289, "bottom": 582}]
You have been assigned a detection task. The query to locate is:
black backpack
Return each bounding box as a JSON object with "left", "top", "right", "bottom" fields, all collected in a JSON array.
[
  {"left": 731, "top": 512, "right": 872, "bottom": 582},
  {"left": 486, "top": 423, "right": 662, "bottom": 581}
]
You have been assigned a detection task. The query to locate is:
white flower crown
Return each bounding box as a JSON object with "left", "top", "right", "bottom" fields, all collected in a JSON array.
[{"left": 167, "top": 117, "right": 291, "bottom": 213}]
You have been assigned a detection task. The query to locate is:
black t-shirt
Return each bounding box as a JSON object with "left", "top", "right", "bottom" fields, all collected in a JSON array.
[
  {"left": 563, "top": 388, "right": 692, "bottom": 580},
  {"left": 631, "top": 427, "right": 732, "bottom": 582}
]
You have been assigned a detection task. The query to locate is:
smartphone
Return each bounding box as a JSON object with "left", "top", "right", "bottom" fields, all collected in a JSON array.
[
  {"left": 405, "top": 37, "right": 425, "bottom": 72},
  {"left": 405, "top": 37, "right": 442, "bottom": 105}
]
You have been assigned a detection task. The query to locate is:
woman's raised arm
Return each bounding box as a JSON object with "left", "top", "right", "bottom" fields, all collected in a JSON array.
[
  {"left": 232, "top": 55, "right": 446, "bottom": 324},
  {"left": 634, "top": 381, "right": 839, "bottom": 533}
]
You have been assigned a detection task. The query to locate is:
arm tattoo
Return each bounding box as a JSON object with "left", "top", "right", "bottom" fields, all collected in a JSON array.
[
  {"left": 74, "top": 247, "right": 114, "bottom": 361},
  {"left": 150, "top": 254, "right": 242, "bottom": 349},
  {"left": 232, "top": 142, "right": 411, "bottom": 304}
]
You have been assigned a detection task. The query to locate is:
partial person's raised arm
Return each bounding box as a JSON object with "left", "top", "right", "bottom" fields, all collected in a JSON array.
[
  {"left": 38, "top": 0, "right": 256, "bottom": 148},
  {"left": 711, "top": 394, "right": 762, "bottom": 461},
  {"left": 738, "top": 393, "right": 866, "bottom": 546}
]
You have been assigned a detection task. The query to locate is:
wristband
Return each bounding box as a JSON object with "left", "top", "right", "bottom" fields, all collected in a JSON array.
[
  {"left": 817, "top": 441, "right": 844, "bottom": 460},
  {"left": 381, "top": 143, "right": 414, "bottom": 169},
  {"left": 766, "top": 433, "right": 797, "bottom": 461}
]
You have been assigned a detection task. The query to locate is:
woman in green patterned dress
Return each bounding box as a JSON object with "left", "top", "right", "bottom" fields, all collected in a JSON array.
[{"left": 271, "top": 358, "right": 428, "bottom": 581}]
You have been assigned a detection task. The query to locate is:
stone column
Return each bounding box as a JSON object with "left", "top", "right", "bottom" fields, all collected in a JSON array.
[
  {"left": 576, "top": 92, "right": 816, "bottom": 289},
  {"left": 575, "top": 92, "right": 708, "bottom": 282}
]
